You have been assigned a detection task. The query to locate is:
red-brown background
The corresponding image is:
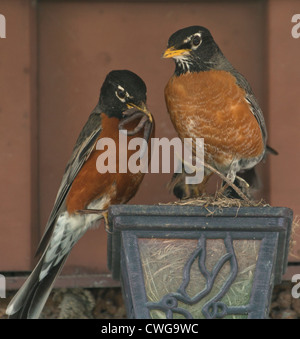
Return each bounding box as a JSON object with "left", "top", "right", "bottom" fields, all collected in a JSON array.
[{"left": 0, "top": 0, "right": 299, "bottom": 287}]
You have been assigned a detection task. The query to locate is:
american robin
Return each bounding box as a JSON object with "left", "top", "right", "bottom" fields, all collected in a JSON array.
[
  {"left": 6, "top": 70, "right": 154, "bottom": 319},
  {"left": 163, "top": 26, "right": 275, "bottom": 199}
]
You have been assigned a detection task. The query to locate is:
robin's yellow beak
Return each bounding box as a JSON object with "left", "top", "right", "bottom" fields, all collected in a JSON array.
[
  {"left": 126, "top": 102, "right": 153, "bottom": 123},
  {"left": 163, "top": 47, "right": 191, "bottom": 58}
]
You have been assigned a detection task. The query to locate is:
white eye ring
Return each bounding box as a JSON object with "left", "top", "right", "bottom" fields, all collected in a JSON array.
[
  {"left": 115, "top": 85, "right": 128, "bottom": 103},
  {"left": 183, "top": 32, "right": 202, "bottom": 50},
  {"left": 115, "top": 85, "right": 134, "bottom": 103},
  {"left": 191, "top": 33, "right": 202, "bottom": 49}
]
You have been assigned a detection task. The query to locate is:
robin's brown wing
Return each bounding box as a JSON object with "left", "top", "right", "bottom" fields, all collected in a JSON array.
[
  {"left": 233, "top": 70, "right": 267, "bottom": 146},
  {"left": 201, "top": 48, "right": 268, "bottom": 147},
  {"left": 36, "top": 104, "right": 103, "bottom": 256}
]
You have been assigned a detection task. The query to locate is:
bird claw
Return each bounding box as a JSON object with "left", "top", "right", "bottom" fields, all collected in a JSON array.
[{"left": 235, "top": 175, "right": 250, "bottom": 189}]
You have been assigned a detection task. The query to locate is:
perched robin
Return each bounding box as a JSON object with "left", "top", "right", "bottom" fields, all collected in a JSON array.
[
  {"left": 163, "top": 26, "right": 275, "bottom": 199},
  {"left": 6, "top": 70, "right": 154, "bottom": 319}
]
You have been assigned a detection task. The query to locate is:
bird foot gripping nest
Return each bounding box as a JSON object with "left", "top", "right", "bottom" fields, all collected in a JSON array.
[
  {"left": 168, "top": 158, "right": 255, "bottom": 205},
  {"left": 203, "top": 162, "right": 254, "bottom": 206}
]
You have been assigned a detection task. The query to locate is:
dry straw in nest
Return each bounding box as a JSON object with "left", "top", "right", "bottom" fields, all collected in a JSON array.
[
  {"left": 139, "top": 237, "right": 260, "bottom": 319},
  {"left": 159, "top": 193, "right": 269, "bottom": 209}
]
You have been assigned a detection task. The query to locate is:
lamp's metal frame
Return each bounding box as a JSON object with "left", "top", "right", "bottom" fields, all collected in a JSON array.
[{"left": 108, "top": 205, "right": 292, "bottom": 319}]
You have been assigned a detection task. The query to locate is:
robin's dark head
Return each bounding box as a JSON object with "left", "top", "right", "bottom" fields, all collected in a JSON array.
[
  {"left": 163, "top": 26, "right": 230, "bottom": 75},
  {"left": 99, "top": 70, "right": 149, "bottom": 120}
]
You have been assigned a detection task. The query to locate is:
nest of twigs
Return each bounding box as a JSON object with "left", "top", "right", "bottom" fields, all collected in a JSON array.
[{"left": 160, "top": 193, "right": 268, "bottom": 209}]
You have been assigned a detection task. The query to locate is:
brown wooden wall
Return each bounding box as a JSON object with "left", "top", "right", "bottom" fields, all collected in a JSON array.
[{"left": 1, "top": 0, "right": 299, "bottom": 287}]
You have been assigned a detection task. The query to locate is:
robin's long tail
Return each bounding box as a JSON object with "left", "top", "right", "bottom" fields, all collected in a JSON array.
[
  {"left": 6, "top": 212, "right": 95, "bottom": 319},
  {"left": 6, "top": 250, "right": 68, "bottom": 319}
]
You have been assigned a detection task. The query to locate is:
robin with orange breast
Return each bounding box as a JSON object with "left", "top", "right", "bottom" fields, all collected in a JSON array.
[
  {"left": 6, "top": 70, "right": 154, "bottom": 319},
  {"left": 163, "top": 26, "right": 275, "bottom": 199}
]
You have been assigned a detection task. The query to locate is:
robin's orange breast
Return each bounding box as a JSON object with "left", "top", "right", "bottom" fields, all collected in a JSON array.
[
  {"left": 66, "top": 114, "right": 154, "bottom": 214},
  {"left": 165, "top": 70, "right": 264, "bottom": 169}
]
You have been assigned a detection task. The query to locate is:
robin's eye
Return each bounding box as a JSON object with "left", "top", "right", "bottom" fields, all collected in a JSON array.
[
  {"left": 116, "top": 87, "right": 127, "bottom": 102},
  {"left": 117, "top": 89, "right": 126, "bottom": 99},
  {"left": 192, "top": 35, "right": 201, "bottom": 47}
]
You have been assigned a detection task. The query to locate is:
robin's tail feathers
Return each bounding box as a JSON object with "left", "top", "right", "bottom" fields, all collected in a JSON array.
[
  {"left": 7, "top": 211, "right": 103, "bottom": 318},
  {"left": 266, "top": 144, "right": 278, "bottom": 156},
  {"left": 6, "top": 254, "right": 67, "bottom": 319}
]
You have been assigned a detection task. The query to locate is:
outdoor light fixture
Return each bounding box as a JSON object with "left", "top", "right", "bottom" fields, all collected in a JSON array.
[{"left": 107, "top": 205, "right": 292, "bottom": 319}]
